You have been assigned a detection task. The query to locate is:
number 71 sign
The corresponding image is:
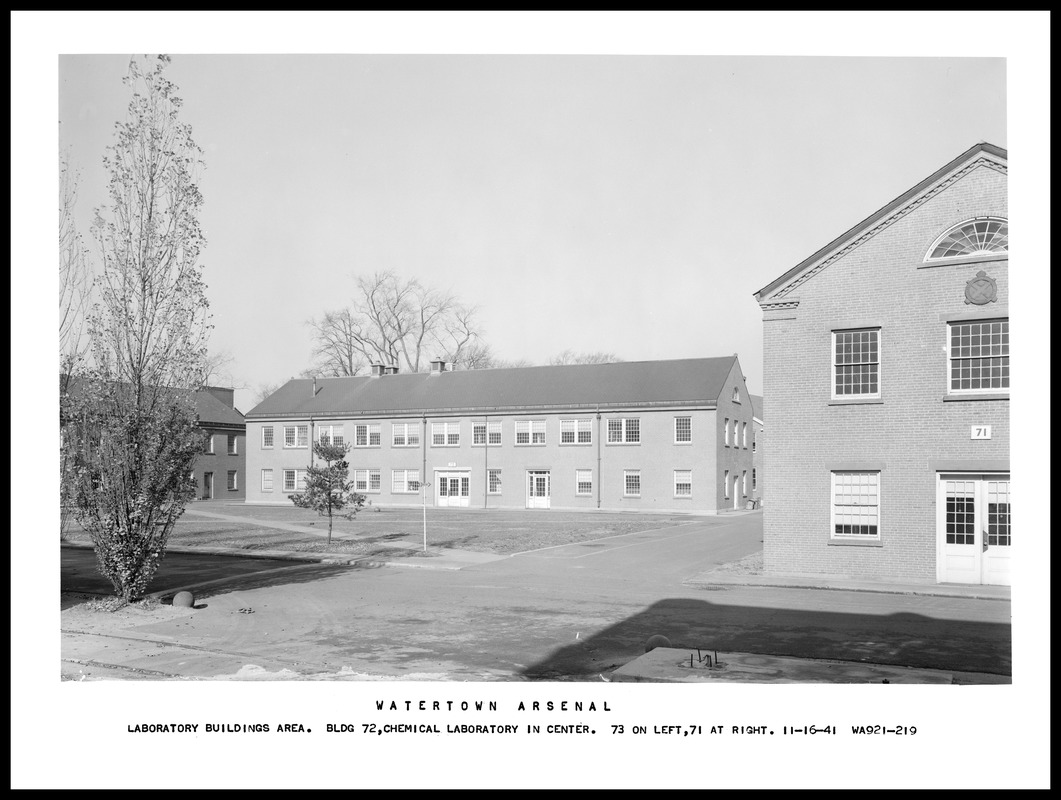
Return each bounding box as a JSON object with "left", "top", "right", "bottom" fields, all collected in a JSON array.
[{"left": 971, "top": 425, "right": 992, "bottom": 440}]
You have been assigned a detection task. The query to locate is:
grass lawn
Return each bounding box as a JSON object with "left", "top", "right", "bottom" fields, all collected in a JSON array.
[{"left": 63, "top": 503, "right": 706, "bottom": 557}]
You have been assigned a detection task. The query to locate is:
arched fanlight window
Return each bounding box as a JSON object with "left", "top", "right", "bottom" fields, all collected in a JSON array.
[{"left": 926, "top": 217, "right": 1008, "bottom": 261}]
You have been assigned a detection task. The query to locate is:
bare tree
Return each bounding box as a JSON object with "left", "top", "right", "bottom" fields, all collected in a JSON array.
[
  {"left": 307, "top": 271, "right": 486, "bottom": 374},
  {"left": 63, "top": 54, "right": 212, "bottom": 602},
  {"left": 457, "top": 341, "right": 535, "bottom": 370},
  {"left": 59, "top": 148, "right": 91, "bottom": 383},
  {"left": 254, "top": 381, "right": 285, "bottom": 405},
  {"left": 549, "top": 350, "right": 624, "bottom": 366}
]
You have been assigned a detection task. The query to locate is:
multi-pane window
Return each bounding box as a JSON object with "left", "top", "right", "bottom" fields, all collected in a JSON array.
[
  {"left": 674, "top": 470, "right": 692, "bottom": 497},
  {"left": 944, "top": 479, "right": 975, "bottom": 545},
  {"left": 752, "top": 435, "right": 757, "bottom": 453},
  {"left": 354, "top": 423, "right": 380, "bottom": 447},
  {"left": 623, "top": 470, "right": 641, "bottom": 497},
  {"left": 832, "top": 471, "right": 880, "bottom": 539},
  {"left": 607, "top": 418, "right": 640, "bottom": 444},
  {"left": 227, "top": 470, "right": 238, "bottom": 491},
  {"left": 674, "top": 416, "right": 691, "bottom": 444},
  {"left": 284, "top": 425, "right": 309, "bottom": 448},
  {"left": 741, "top": 470, "right": 747, "bottom": 496},
  {"left": 515, "top": 420, "right": 546, "bottom": 445},
  {"left": 561, "top": 419, "right": 593, "bottom": 445},
  {"left": 987, "top": 481, "right": 1011, "bottom": 547},
  {"left": 576, "top": 469, "right": 593, "bottom": 496},
  {"left": 488, "top": 469, "right": 502, "bottom": 495},
  {"left": 354, "top": 469, "right": 381, "bottom": 493},
  {"left": 283, "top": 469, "right": 308, "bottom": 492},
  {"left": 833, "top": 328, "right": 880, "bottom": 398},
  {"left": 724, "top": 419, "right": 730, "bottom": 446},
  {"left": 752, "top": 468, "right": 757, "bottom": 490},
  {"left": 742, "top": 422, "right": 748, "bottom": 448},
  {"left": 391, "top": 422, "right": 421, "bottom": 448},
  {"left": 261, "top": 426, "right": 274, "bottom": 449},
  {"left": 392, "top": 469, "right": 420, "bottom": 493},
  {"left": 261, "top": 469, "right": 273, "bottom": 492},
  {"left": 724, "top": 470, "right": 730, "bottom": 498},
  {"left": 204, "top": 434, "right": 214, "bottom": 454},
  {"left": 227, "top": 434, "right": 238, "bottom": 455},
  {"left": 318, "top": 425, "right": 344, "bottom": 447},
  {"left": 474, "top": 421, "right": 502, "bottom": 446},
  {"left": 948, "top": 319, "right": 1009, "bottom": 393},
  {"left": 431, "top": 422, "right": 460, "bottom": 447},
  {"left": 927, "top": 218, "right": 1008, "bottom": 260}
]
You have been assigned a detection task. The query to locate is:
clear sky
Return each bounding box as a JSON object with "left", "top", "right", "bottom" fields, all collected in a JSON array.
[
  {"left": 14, "top": 11, "right": 1051, "bottom": 790},
  {"left": 56, "top": 47, "right": 1009, "bottom": 413}
]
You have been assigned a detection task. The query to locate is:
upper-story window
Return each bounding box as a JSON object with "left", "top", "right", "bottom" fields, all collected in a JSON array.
[
  {"left": 833, "top": 328, "right": 880, "bottom": 399},
  {"left": 473, "top": 421, "right": 502, "bottom": 446},
  {"left": 354, "top": 423, "right": 380, "bottom": 447},
  {"left": 284, "top": 425, "right": 309, "bottom": 448},
  {"left": 560, "top": 419, "right": 592, "bottom": 445},
  {"left": 203, "top": 434, "right": 214, "bottom": 454},
  {"left": 607, "top": 418, "right": 640, "bottom": 445},
  {"left": 227, "top": 434, "right": 238, "bottom": 455},
  {"left": 392, "top": 422, "right": 420, "bottom": 448},
  {"left": 674, "top": 416, "right": 691, "bottom": 444},
  {"left": 732, "top": 387, "right": 740, "bottom": 402},
  {"left": 431, "top": 421, "right": 460, "bottom": 447},
  {"left": 318, "top": 424, "right": 344, "bottom": 447},
  {"left": 948, "top": 319, "right": 1009, "bottom": 394},
  {"left": 515, "top": 420, "right": 546, "bottom": 445},
  {"left": 926, "top": 217, "right": 1008, "bottom": 261},
  {"left": 261, "top": 426, "right": 274, "bottom": 449}
]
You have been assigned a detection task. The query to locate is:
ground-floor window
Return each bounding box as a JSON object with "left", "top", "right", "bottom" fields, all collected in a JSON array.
[
  {"left": 576, "top": 469, "right": 593, "bottom": 496},
  {"left": 488, "top": 469, "right": 502, "bottom": 494},
  {"left": 723, "top": 470, "right": 729, "bottom": 498},
  {"left": 283, "top": 469, "right": 308, "bottom": 493},
  {"left": 392, "top": 469, "right": 420, "bottom": 493},
  {"left": 673, "top": 469, "right": 691, "bottom": 497},
  {"left": 261, "top": 469, "right": 273, "bottom": 492},
  {"left": 355, "top": 469, "right": 381, "bottom": 493},
  {"left": 831, "top": 471, "right": 880, "bottom": 539},
  {"left": 624, "top": 470, "right": 641, "bottom": 497},
  {"left": 227, "top": 470, "right": 238, "bottom": 491}
]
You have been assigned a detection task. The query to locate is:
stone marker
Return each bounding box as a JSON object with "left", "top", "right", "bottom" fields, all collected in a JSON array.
[{"left": 172, "top": 591, "right": 194, "bottom": 608}]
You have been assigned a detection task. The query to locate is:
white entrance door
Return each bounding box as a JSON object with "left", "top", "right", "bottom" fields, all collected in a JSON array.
[
  {"left": 937, "top": 473, "right": 1011, "bottom": 586},
  {"left": 527, "top": 470, "right": 551, "bottom": 509},
  {"left": 436, "top": 471, "right": 470, "bottom": 507}
]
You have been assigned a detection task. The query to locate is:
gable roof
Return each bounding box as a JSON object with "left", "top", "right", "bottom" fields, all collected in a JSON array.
[
  {"left": 750, "top": 394, "right": 763, "bottom": 422},
  {"left": 247, "top": 356, "right": 741, "bottom": 420},
  {"left": 60, "top": 375, "right": 245, "bottom": 429},
  {"left": 754, "top": 142, "right": 1007, "bottom": 303}
]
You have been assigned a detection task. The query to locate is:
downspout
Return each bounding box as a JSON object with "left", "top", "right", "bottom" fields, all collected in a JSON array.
[
  {"left": 422, "top": 414, "right": 427, "bottom": 500},
  {"left": 596, "top": 407, "right": 601, "bottom": 509},
  {"left": 483, "top": 414, "right": 489, "bottom": 509}
]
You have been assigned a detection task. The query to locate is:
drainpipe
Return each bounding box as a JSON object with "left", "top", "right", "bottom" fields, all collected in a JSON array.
[
  {"left": 422, "top": 414, "right": 427, "bottom": 501},
  {"left": 483, "top": 414, "right": 489, "bottom": 509},
  {"left": 596, "top": 408, "right": 601, "bottom": 509}
]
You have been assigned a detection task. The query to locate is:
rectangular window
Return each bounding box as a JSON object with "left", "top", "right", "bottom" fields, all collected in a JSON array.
[
  {"left": 227, "top": 434, "right": 238, "bottom": 455},
  {"left": 576, "top": 469, "right": 593, "bottom": 496},
  {"left": 354, "top": 469, "right": 381, "bottom": 493},
  {"left": 515, "top": 420, "right": 546, "bottom": 445},
  {"left": 742, "top": 470, "right": 747, "bottom": 496},
  {"left": 284, "top": 425, "right": 309, "bottom": 448},
  {"left": 261, "top": 426, "right": 274, "bottom": 449},
  {"left": 674, "top": 416, "right": 691, "bottom": 444},
  {"left": 354, "top": 423, "right": 380, "bottom": 447},
  {"left": 752, "top": 468, "right": 757, "bottom": 490},
  {"left": 391, "top": 422, "right": 420, "bottom": 448},
  {"left": 473, "top": 421, "right": 502, "bottom": 446},
  {"left": 832, "top": 471, "right": 880, "bottom": 539},
  {"left": 623, "top": 470, "right": 641, "bottom": 497},
  {"left": 204, "top": 434, "right": 214, "bottom": 454},
  {"left": 488, "top": 469, "right": 502, "bottom": 495},
  {"left": 752, "top": 435, "right": 757, "bottom": 453},
  {"left": 431, "top": 422, "right": 460, "bottom": 447},
  {"left": 607, "top": 418, "right": 640, "bottom": 444},
  {"left": 948, "top": 319, "right": 1009, "bottom": 393},
  {"left": 833, "top": 328, "right": 880, "bottom": 398},
  {"left": 561, "top": 419, "right": 593, "bottom": 445},
  {"left": 674, "top": 470, "right": 692, "bottom": 497},
  {"left": 318, "top": 424, "right": 344, "bottom": 447},
  {"left": 283, "top": 469, "right": 308, "bottom": 492},
  {"left": 724, "top": 470, "right": 730, "bottom": 498},
  {"left": 227, "top": 470, "right": 238, "bottom": 491},
  {"left": 742, "top": 422, "right": 748, "bottom": 448},
  {"left": 391, "top": 469, "right": 421, "bottom": 493},
  {"left": 261, "top": 469, "right": 273, "bottom": 492},
  {"left": 724, "top": 418, "right": 730, "bottom": 446}
]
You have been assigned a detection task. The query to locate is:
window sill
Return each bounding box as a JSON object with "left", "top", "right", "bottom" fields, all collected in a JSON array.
[
  {"left": 942, "top": 393, "right": 1009, "bottom": 402},
  {"left": 919, "top": 253, "right": 1007, "bottom": 269},
  {"left": 828, "top": 398, "right": 884, "bottom": 406},
  {"left": 559, "top": 442, "right": 593, "bottom": 447},
  {"left": 828, "top": 538, "right": 883, "bottom": 547},
  {"left": 606, "top": 443, "right": 641, "bottom": 446}
]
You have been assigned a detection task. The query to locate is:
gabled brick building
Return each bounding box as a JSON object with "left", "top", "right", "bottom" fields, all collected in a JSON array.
[
  {"left": 244, "top": 356, "right": 756, "bottom": 514},
  {"left": 754, "top": 143, "right": 1009, "bottom": 585},
  {"left": 192, "top": 387, "right": 247, "bottom": 500}
]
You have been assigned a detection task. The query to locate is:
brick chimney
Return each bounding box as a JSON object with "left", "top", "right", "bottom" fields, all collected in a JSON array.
[
  {"left": 429, "top": 357, "right": 446, "bottom": 374},
  {"left": 371, "top": 363, "right": 386, "bottom": 377}
]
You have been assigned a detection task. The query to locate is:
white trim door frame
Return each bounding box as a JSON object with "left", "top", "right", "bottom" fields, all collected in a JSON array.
[
  {"left": 527, "top": 470, "right": 551, "bottom": 509},
  {"left": 435, "top": 470, "right": 471, "bottom": 508},
  {"left": 936, "top": 472, "right": 1011, "bottom": 586}
]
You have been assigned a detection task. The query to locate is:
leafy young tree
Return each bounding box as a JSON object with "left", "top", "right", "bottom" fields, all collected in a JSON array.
[
  {"left": 306, "top": 270, "right": 486, "bottom": 375},
  {"left": 63, "top": 54, "right": 212, "bottom": 602},
  {"left": 290, "top": 441, "right": 365, "bottom": 547}
]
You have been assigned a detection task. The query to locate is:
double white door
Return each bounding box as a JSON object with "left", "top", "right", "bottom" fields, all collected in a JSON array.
[
  {"left": 527, "top": 470, "right": 551, "bottom": 509},
  {"left": 937, "top": 473, "right": 1011, "bottom": 586},
  {"left": 436, "top": 471, "right": 470, "bottom": 507}
]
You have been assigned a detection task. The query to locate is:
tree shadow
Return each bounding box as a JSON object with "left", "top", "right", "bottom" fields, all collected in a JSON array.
[{"left": 521, "top": 596, "right": 1011, "bottom": 682}]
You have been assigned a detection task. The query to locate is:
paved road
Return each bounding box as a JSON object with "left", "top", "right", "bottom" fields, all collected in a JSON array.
[{"left": 60, "top": 513, "right": 1010, "bottom": 682}]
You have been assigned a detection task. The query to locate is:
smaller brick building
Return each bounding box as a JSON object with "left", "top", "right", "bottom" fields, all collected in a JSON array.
[{"left": 192, "top": 387, "right": 247, "bottom": 501}]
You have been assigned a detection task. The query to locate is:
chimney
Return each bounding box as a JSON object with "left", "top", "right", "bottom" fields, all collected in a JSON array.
[
  {"left": 387, "top": 365, "right": 399, "bottom": 375},
  {"left": 371, "top": 363, "right": 385, "bottom": 377},
  {"left": 430, "top": 357, "right": 446, "bottom": 374},
  {"left": 312, "top": 377, "right": 318, "bottom": 396}
]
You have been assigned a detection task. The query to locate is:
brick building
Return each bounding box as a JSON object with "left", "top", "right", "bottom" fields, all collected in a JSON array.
[
  {"left": 193, "top": 386, "right": 247, "bottom": 501},
  {"left": 754, "top": 143, "right": 1009, "bottom": 585},
  {"left": 244, "top": 356, "right": 755, "bottom": 514}
]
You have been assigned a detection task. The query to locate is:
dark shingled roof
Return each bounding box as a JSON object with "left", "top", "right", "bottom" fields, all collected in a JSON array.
[
  {"left": 61, "top": 376, "right": 245, "bottom": 429},
  {"left": 247, "top": 357, "right": 740, "bottom": 420}
]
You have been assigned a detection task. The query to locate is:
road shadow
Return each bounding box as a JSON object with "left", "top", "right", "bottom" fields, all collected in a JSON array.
[{"left": 521, "top": 597, "right": 1011, "bottom": 682}]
